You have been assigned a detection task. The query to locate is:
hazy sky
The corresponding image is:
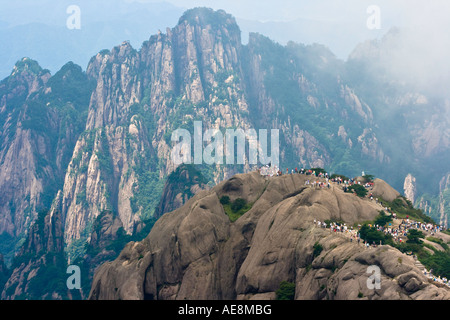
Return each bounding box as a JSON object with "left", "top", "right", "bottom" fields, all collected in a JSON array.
[
  {"left": 129, "top": 0, "right": 450, "bottom": 58},
  {"left": 2, "top": 1, "right": 449, "bottom": 55},
  {"left": 133, "top": 0, "right": 450, "bottom": 27},
  {"left": 0, "top": 0, "right": 449, "bottom": 81}
]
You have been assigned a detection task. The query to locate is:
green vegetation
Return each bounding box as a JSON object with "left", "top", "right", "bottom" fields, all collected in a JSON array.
[
  {"left": 72, "top": 213, "right": 158, "bottom": 298},
  {"left": 362, "top": 174, "right": 375, "bottom": 183},
  {"left": 179, "top": 7, "right": 240, "bottom": 34},
  {"left": 374, "top": 211, "right": 393, "bottom": 227},
  {"left": 3, "top": 210, "right": 70, "bottom": 300},
  {"left": 357, "top": 210, "right": 397, "bottom": 245},
  {"left": 421, "top": 251, "right": 450, "bottom": 279},
  {"left": 390, "top": 228, "right": 450, "bottom": 279},
  {"left": 276, "top": 281, "right": 296, "bottom": 300},
  {"left": 406, "top": 229, "right": 424, "bottom": 244},
  {"left": 361, "top": 200, "right": 445, "bottom": 279},
  {"left": 243, "top": 32, "right": 374, "bottom": 180},
  {"left": 221, "top": 197, "right": 252, "bottom": 222},
  {"left": 0, "top": 258, "right": 11, "bottom": 293},
  {"left": 165, "top": 164, "right": 208, "bottom": 202},
  {"left": 426, "top": 237, "right": 449, "bottom": 251},
  {"left": 220, "top": 195, "right": 230, "bottom": 205},
  {"left": 346, "top": 184, "right": 368, "bottom": 198},
  {"left": 47, "top": 61, "right": 96, "bottom": 108},
  {"left": 13, "top": 57, "right": 44, "bottom": 76},
  {"left": 0, "top": 59, "right": 95, "bottom": 264},
  {"left": 231, "top": 198, "right": 246, "bottom": 212},
  {"left": 0, "top": 232, "right": 17, "bottom": 266},
  {"left": 153, "top": 164, "right": 209, "bottom": 217},
  {"left": 24, "top": 252, "right": 68, "bottom": 300},
  {"left": 358, "top": 224, "right": 392, "bottom": 245},
  {"left": 2, "top": 15, "right": 450, "bottom": 300},
  {"left": 95, "top": 130, "right": 113, "bottom": 178},
  {"left": 379, "top": 197, "right": 435, "bottom": 224},
  {"left": 409, "top": 245, "right": 450, "bottom": 280},
  {"left": 130, "top": 167, "right": 165, "bottom": 220},
  {"left": 415, "top": 190, "right": 450, "bottom": 229},
  {"left": 313, "top": 242, "right": 323, "bottom": 259}
]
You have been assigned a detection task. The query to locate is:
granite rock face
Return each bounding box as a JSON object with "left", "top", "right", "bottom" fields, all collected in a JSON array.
[
  {"left": 371, "top": 178, "right": 401, "bottom": 202},
  {"left": 0, "top": 59, "right": 90, "bottom": 240},
  {"left": 89, "top": 172, "right": 450, "bottom": 300},
  {"left": 154, "top": 164, "right": 209, "bottom": 219},
  {"left": 404, "top": 174, "right": 417, "bottom": 204}
]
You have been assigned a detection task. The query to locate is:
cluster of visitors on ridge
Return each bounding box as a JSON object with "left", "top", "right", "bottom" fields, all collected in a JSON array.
[
  {"left": 258, "top": 165, "right": 450, "bottom": 287},
  {"left": 258, "top": 165, "right": 331, "bottom": 178},
  {"left": 258, "top": 164, "right": 371, "bottom": 190},
  {"left": 313, "top": 218, "right": 450, "bottom": 287},
  {"left": 258, "top": 164, "right": 447, "bottom": 230}
]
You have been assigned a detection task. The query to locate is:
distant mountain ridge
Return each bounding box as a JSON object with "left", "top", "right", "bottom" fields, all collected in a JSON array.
[{"left": 0, "top": 0, "right": 185, "bottom": 79}]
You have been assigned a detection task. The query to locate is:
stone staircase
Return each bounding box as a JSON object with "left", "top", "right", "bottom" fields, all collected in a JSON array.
[{"left": 414, "top": 258, "right": 426, "bottom": 271}]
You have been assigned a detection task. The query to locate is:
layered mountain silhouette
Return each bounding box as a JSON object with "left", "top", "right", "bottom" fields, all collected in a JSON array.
[{"left": 0, "top": 7, "right": 449, "bottom": 299}]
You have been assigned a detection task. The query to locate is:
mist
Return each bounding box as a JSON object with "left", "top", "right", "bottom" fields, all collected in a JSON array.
[{"left": 1, "top": 0, "right": 450, "bottom": 95}]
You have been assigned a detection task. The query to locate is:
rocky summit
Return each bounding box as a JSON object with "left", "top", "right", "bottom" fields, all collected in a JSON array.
[{"left": 89, "top": 171, "right": 450, "bottom": 300}]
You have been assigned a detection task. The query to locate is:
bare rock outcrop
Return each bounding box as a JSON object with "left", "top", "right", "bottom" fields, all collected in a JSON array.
[
  {"left": 154, "top": 164, "right": 209, "bottom": 218},
  {"left": 89, "top": 172, "right": 450, "bottom": 300},
  {"left": 404, "top": 174, "right": 417, "bottom": 204},
  {"left": 371, "top": 178, "right": 401, "bottom": 202}
]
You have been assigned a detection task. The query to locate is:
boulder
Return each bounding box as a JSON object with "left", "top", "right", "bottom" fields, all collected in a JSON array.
[{"left": 371, "top": 178, "right": 401, "bottom": 202}]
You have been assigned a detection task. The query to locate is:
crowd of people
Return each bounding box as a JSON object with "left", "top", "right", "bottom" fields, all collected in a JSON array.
[
  {"left": 258, "top": 165, "right": 340, "bottom": 189},
  {"left": 312, "top": 218, "right": 450, "bottom": 288},
  {"left": 423, "top": 269, "right": 449, "bottom": 287},
  {"left": 258, "top": 165, "right": 367, "bottom": 188},
  {"left": 304, "top": 180, "right": 331, "bottom": 189},
  {"left": 258, "top": 164, "right": 447, "bottom": 229},
  {"left": 258, "top": 165, "right": 330, "bottom": 178},
  {"left": 400, "top": 218, "right": 444, "bottom": 235},
  {"left": 258, "top": 165, "right": 450, "bottom": 287},
  {"left": 313, "top": 219, "right": 361, "bottom": 244},
  {"left": 314, "top": 216, "right": 446, "bottom": 249},
  {"left": 368, "top": 218, "right": 445, "bottom": 242}
]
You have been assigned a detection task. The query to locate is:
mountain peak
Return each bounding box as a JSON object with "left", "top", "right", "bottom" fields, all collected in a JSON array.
[
  {"left": 178, "top": 7, "right": 240, "bottom": 32},
  {"left": 11, "top": 57, "right": 45, "bottom": 77}
]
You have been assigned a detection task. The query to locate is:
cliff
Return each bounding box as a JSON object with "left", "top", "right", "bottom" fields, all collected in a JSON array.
[
  {"left": 89, "top": 172, "right": 450, "bottom": 300},
  {"left": 1, "top": 206, "right": 67, "bottom": 300},
  {"left": 154, "top": 164, "right": 209, "bottom": 218},
  {"left": 0, "top": 58, "right": 93, "bottom": 260}
]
